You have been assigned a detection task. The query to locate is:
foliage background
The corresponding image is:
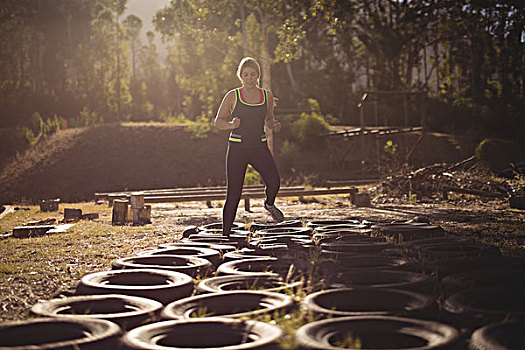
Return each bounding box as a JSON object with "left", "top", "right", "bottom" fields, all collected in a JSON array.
[{"left": 0, "top": 0, "right": 524, "bottom": 171}]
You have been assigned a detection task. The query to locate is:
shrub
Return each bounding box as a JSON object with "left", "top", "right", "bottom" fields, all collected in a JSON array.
[
  {"left": 475, "top": 138, "right": 525, "bottom": 171},
  {"left": 294, "top": 112, "right": 329, "bottom": 147}
]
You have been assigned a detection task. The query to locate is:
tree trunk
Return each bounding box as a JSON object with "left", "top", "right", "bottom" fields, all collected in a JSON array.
[
  {"left": 260, "top": 10, "right": 274, "bottom": 154},
  {"left": 240, "top": 5, "right": 248, "bottom": 56}
]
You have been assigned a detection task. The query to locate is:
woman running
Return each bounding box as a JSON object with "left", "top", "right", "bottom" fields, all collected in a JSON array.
[{"left": 214, "top": 57, "right": 284, "bottom": 236}]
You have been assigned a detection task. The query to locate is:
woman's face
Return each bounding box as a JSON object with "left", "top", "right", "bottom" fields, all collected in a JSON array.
[{"left": 241, "top": 67, "right": 259, "bottom": 88}]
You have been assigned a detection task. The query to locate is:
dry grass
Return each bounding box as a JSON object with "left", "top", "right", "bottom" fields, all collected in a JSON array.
[{"left": 0, "top": 202, "right": 181, "bottom": 321}]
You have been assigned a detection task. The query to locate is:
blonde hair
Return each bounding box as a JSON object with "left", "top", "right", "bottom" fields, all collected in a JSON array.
[{"left": 236, "top": 57, "right": 261, "bottom": 85}]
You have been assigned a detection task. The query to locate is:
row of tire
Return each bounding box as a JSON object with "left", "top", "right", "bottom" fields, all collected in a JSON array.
[{"left": 1, "top": 219, "right": 524, "bottom": 349}]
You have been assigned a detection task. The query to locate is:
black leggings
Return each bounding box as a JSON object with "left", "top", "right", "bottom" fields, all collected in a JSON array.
[{"left": 223, "top": 143, "right": 280, "bottom": 235}]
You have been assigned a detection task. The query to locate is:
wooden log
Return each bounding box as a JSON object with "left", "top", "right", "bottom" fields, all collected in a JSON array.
[
  {"left": 64, "top": 208, "right": 82, "bottom": 222},
  {"left": 13, "top": 225, "right": 56, "bottom": 238},
  {"left": 112, "top": 199, "right": 128, "bottom": 225},
  {"left": 442, "top": 185, "right": 502, "bottom": 198},
  {"left": 134, "top": 205, "right": 151, "bottom": 225},
  {"left": 130, "top": 192, "right": 145, "bottom": 209},
  {"left": 40, "top": 199, "right": 60, "bottom": 212}
]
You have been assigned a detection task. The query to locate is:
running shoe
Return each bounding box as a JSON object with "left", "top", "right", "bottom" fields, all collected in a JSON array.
[{"left": 264, "top": 201, "right": 284, "bottom": 222}]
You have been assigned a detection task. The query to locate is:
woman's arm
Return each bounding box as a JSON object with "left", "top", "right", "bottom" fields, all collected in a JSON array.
[
  {"left": 214, "top": 90, "right": 240, "bottom": 130},
  {"left": 265, "top": 90, "right": 281, "bottom": 132}
]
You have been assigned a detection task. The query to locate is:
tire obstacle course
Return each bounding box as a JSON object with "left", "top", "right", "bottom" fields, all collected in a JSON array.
[{"left": 1, "top": 219, "right": 524, "bottom": 349}]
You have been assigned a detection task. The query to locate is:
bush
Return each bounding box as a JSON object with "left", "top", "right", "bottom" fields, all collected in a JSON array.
[
  {"left": 279, "top": 140, "right": 298, "bottom": 169},
  {"left": 475, "top": 138, "right": 525, "bottom": 171},
  {"left": 295, "top": 111, "right": 329, "bottom": 147}
]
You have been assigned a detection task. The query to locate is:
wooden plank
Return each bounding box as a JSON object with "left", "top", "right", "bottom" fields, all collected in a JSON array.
[
  {"left": 142, "top": 187, "right": 355, "bottom": 204},
  {"left": 95, "top": 184, "right": 267, "bottom": 200},
  {"left": 105, "top": 186, "right": 306, "bottom": 202},
  {"left": 325, "top": 126, "right": 423, "bottom": 138},
  {"left": 325, "top": 179, "right": 379, "bottom": 187}
]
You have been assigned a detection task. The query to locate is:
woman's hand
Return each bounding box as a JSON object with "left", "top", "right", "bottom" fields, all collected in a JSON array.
[{"left": 230, "top": 117, "right": 241, "bottom": 129}]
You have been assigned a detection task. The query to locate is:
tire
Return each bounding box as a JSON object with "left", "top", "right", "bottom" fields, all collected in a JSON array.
[
  {"left": 249, "top": 236, "right": 312, "bottom": 249},
  {"left": 139, "top": 246, "right": 222, "bottom": 267},
  {"left": 199, "top": 222, "right": 245, "bottom": 231},
  {"left": 319, "top": 254, "right": 418, "bottom": 271},
  {"left": 327, "top": 270, "right": 435, "bottom": 294},
  {"left": 306, "top": 219, "right": 361, "bottom": 228},
  {"left": 428, "top": 256, "right": 525, "bottom": 279},
  {"left": 441, "top": 270, "right": 525, "bottom": 297},
  {"left": 122, "top": 318, "right": 283, "bottom": 350},
  {"left": 469, "top": 321, "right": 525, "bottom": 350},
  {"left": 217, "top": 257, "right": 307, "bottom": 279},
  {"left": 30, "top": 294, "right": 162, "bottom": 331},
  {"left": 249, "top": 219, "right": 303, "bottom": 232},
  {"left": 294, "top": 315, "right": 463, "bottom": 350},
  {"left": 223, "top": 247, "right": 287, "bottom": 262},
  {"left": 302, "top": 287, "right": 437, "bottom": 319},
  {"left": 372, "top": 223, "right": 446, "bottom": 242},
  {"left": 443, "top": 286, "right": 525, "bottom": 329},
  {"left": 188, "top": 233, "right": 248, "bottom": 247},
  {"left": 313, "top": 231, "right": 381, "bottom": 244},
  {"left": 161, "top": 290, "right": 294, "bottom": 320},
  {"left": 197, "top": 275, "right": 303, "bottom": 294},
  {"left": 314, "top": 224, "right": 370, "bottom": 233},
  {"left": 321, "top": 241, "right": 394, "bottom": 254},
  {"left": 417, "top": 242, "right": 501, "bottom": 260},
  {"left": 76, "top": 268, "right": 194, "bottom": 305},
  {"left": 112, "top": 255, "right": 213, "bottom": 278},
  {"left": 0, "top": 317, "right": 122, "bottom": 349},
  {"left": 159, "top": 241, "right": 236, "bottom": 254},
  {"left": 254, "top": 226, "right": 313, "bottom": 236}
]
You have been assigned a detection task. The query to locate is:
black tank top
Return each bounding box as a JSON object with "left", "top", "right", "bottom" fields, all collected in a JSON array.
[{"left": 229, "top": 88, "right": 268, "bottom": 147}]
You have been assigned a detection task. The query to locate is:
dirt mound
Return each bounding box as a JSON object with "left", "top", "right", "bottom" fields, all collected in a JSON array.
[
  {"left": 0, "top": 124, "right": 228, "bottom": 203},
  {"left": 0, "top": 124, "right": 477, "bottom": 204}
]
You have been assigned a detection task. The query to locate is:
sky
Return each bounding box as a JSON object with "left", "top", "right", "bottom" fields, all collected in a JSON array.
[
  {"left": 124, "top": 0, "right": 171, "bottom": 58},
  {"left": 124, "top": 0, "right": 171, "bottom": 36}
]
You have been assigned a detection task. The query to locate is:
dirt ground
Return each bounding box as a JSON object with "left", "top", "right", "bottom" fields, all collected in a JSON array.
[{"left": 0, "top": 192, "right": 523, "bottom": 322}]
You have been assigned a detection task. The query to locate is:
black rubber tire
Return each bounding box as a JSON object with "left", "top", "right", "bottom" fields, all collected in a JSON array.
[
  {"left": 313, "top": 231, "right": 380, "bottom": 244},
  {"left": 469, "top": 321, "right": 525, "bottom": 350},
  {"left": 372, "top": 222, "right": 446, "bottom": 242},
  {"left": 314, "top": 224, "right": 370, "bottom": 233},
  {"left": 249, "top": 236, "right": 312, "bottom": 250},
  {"left": 254, "top": 226, "right": 313, "bottom": 236},
  {"left": 161, "top": 290, "right": 294, "bottom": 320},
  {"left": 306, "top": 219, "right": 361, "bottom": 228},
  {"left": 302, "top": 287, "right": 437, "bottom": 319},
  {"left": 122, "top": 318, "right": 284, "bottom": 350},
  {"left": 159, "top": 241, "right": 236, "bottom": 254},
  {"left": 30, "top": 294, "right": 162, "bottom": 331},
  {"left": 199, "top": 221, "right": 245, "bottom": 231},
  {"left": 197, "top": 274, "right": 303, "bottom": 294},
  {"left": 249, "top": 219, "right": 303, "bottom": 232},
  {"left": 112, "top": 255, "right": 213, "bottom": 278},
  {"left": 428, "top": 256, "right": 525, "bottom": 279},
  {"left": 294, "top": 315, "right": 463, "bottom": 350},
  {"left": 76, "top": 268, "right": 194, "bottom": 305},
  {"left": 0, "top": 317, "right": 122, "bottom": 349},
  {"left": 217, "top": 257, "right": 307, "bottom": 279},
  {"left": 319, "top": 254, "right": 418, "bottom": 271},
  {"left": 443, "top": 286, "right": 525, "bottom": 329},
  {"left": 188, "top": 233, "right": 248, "bottom": 247},
  {"left": 321, "top": 241, "right": 394, "bottom": 254},
  {"left": 441, "top": 270, "right": 525, "bottom": 297},
  {"left": 223, "top": 247, "right": 288, "bottom": 262},
  {"left": 417, "top": 242, "right": 501, "bottom": 260},
  {"left": 327, "top": 270, "right": 435, "bottom": 294},
  {"left": 139, "top": 246, "right": 222, "bottom": 267}
]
